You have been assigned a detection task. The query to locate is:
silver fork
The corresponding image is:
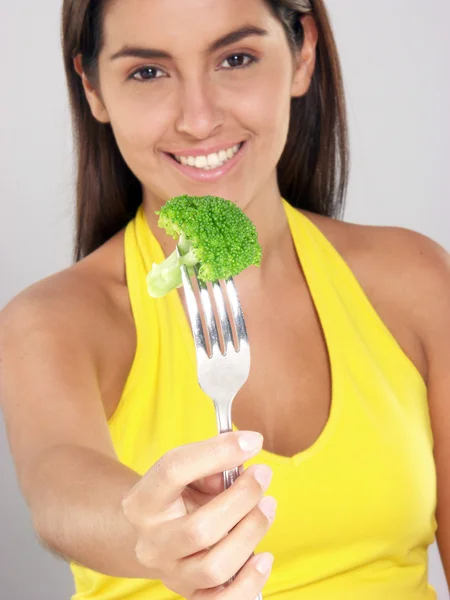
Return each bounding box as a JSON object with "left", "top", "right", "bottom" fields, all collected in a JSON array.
[{"left": 177, "top": 247, "right": 263, "bottom": 600}]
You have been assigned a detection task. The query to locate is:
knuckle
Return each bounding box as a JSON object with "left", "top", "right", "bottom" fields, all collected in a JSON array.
[
  {"left": 121, "top": 492, "right": 140, "bottom": 523},
  {"left": 200, "top": 555, "right": 227, "bottom": 588},
  {"left": 134, "top": 539, "right": 166, "bottom": 577},
  {"left": 135, "top": 539, "right": 155, "bottom": 569},
  {"left": 159, "top": 450, "right": 185, "bottom": 487},
  {"left": 184, "top": 516, "right": 212, "bottom": 550},
  {"left": 121, "top": 495, "right": 133, "bottom": 520},
  {"left": 209, "top": 438, "right": 228, "bottom": 462},
  {"left": 121, "top": 495, "right": 153, "bottom": 529}
]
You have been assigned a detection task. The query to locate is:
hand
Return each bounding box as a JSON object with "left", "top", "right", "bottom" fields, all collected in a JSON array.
[{"left": 122, "top": 431, "right": 276, "bottom": 599}]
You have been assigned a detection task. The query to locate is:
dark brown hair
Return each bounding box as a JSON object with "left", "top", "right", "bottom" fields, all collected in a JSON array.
[{"left": 62, "top": 0, "right": 349, "bottom": 262}]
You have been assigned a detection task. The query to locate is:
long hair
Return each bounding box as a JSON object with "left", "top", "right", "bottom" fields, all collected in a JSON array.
[{"left": 61, "top": 0, "right": 349, "bottom": 262}]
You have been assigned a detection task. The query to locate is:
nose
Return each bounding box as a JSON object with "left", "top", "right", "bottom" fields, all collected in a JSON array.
[{"left": 174, "top": 77, "right": 224, "bottom": 140}]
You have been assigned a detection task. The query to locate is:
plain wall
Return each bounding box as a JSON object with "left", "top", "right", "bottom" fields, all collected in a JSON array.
[{"left": 0, "top": 0, "right": 449, "bottom": 598}]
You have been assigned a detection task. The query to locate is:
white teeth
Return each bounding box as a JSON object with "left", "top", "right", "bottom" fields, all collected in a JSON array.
[
  {"left": 194, "top": 156, "right": 208, "bottom": 168},
  {"left": 174, "top": 143, "right": 242, "bottom": 170},
  {"left": 207, "top": 153, "right": 221, "bottom": 167}
]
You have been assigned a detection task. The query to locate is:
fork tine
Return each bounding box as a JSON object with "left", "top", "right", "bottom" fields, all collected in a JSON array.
[
  {"left": 212, "top": 280, "right": 234, "bottom": 353},
  {"left": 177, "top": 247, "right": 208, "bottom": 357},
  {"left": 194, "top": 266, "right": 220, "bottom": 356},
  {"left": 225, "top": 277, "right": 249, "bottom": 351}
]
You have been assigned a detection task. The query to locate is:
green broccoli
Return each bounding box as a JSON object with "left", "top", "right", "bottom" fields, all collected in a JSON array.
[{"left": 146, "top": 195, "right": 262, "bottom": 298}]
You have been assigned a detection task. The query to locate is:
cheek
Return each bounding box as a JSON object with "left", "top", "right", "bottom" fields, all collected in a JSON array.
[
  {"left": 103, "top": 85, "right": 169, "bottom": 156},
  {"left": 102, "top": 98, "right": 169, "bottom": 184},
  {"left": 237, "top": 76, "right": 292, "bottom": 152},
  {"left": 110, "top": 106, "right": 161, "bottom": 153}
]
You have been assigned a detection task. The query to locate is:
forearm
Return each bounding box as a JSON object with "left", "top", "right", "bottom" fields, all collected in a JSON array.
[{"left": 22, "top": 444, "right": 151, "bottom": 578}]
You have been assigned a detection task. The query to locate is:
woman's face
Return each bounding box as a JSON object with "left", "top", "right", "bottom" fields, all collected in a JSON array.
[{"left": 83, "top": 0, "right": 313, "bottom": 210}]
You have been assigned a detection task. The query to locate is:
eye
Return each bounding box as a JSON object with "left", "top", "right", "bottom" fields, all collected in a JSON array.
[
  {"left": 220, "top": 53, "right": 257, "bottom": 70},
  {"left": 129, "top": 66, "right": 166, "bottom": 82}
]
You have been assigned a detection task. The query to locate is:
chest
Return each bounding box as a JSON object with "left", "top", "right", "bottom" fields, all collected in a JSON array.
[{"left": 231, "top": 287, "right": 332, "bottom": 458}]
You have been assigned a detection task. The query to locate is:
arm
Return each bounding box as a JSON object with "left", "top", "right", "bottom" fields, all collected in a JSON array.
[
  {"left": 420, "top": 251, "right": 450, "bottom": 588},
  {"left": 399, "top": 231, "right": 450, "bottom": 588},
  {"left": 0, "top": 279, "right": 150, "bottom": 578}
]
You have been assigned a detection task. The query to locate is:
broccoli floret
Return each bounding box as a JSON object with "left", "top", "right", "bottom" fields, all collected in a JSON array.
[{"left": 147, "top": 195, "right": 262, "bottom": 298}]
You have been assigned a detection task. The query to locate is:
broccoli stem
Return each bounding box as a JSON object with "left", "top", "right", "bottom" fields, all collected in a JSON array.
[{"left": 146, "top": 241, "right": 198, "bottom": 298}]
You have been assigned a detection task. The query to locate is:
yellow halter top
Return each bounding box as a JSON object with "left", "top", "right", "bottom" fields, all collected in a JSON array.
[{"left": 71, "top": 199, "right": 437, "bottom": 599}]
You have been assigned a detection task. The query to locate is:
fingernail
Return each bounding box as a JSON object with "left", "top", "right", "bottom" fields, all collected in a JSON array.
[
  {"left": 258, "top": 496, "right": 277, "bottom": 523},
  {"left": 237, "top": 431, "right": 263, "bottom": 453},
  {"left": 255, "top": 552, "right": 274, "bottom": 575},
  {"left": 253, "top": 465, "right": 273, "bottom": 489}
]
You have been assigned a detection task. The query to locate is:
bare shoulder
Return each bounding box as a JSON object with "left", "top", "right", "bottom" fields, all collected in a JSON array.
[
  {"left": 0, "top": 229, "right": 135, "bottom": 417},
  {"left": 1, "top": 228, "right": 130, "bottom": 345},
  {"left": 302, "top": 209, "right": 450, "bottom": 378},
  {"left": 303, "top": 207, "right": 449, "bottom": 273}
]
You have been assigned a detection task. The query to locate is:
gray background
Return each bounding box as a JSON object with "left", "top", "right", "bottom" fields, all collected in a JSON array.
[{"left": 0, "top": 0, "right": 449, "bottom": 598}]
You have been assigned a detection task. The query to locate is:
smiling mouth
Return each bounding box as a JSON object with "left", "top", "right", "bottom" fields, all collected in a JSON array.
[{"left": 168, "top": 142, "right": 245, "bottom": 171}]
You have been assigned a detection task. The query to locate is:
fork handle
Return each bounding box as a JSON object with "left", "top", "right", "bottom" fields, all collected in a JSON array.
[
  {"left": 223, "top": 477, "right": 263, "bottom": 600},
  {"left": 216, "top": 404, "right": 263, "bottom": 600},
  {"left": 223, "top": 466, "right": 240, "bottom": 490},
  {"left": 221, "top": 447, "right": 263, "bottom": 600}
]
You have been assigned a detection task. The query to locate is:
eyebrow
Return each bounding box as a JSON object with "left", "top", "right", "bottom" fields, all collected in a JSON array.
[{"left": 110, "top": 25, "right": 269, "bottom": 61}]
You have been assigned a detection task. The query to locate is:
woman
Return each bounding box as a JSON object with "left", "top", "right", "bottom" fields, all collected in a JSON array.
[{"left": 0, "top": 0, "right": 449, "bottom": 598}]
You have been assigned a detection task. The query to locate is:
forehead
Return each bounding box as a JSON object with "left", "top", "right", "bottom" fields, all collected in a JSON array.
[{"left": 102, "top": 0, "right": 279, "bottom": 51}]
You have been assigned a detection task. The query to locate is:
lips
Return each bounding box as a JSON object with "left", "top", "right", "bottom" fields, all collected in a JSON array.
[
  {"left": 163, "top": 140, "right": 247, "bottom": 183},
  {"left": 170, "top": 142, "right": 243, "bottom": 168}
]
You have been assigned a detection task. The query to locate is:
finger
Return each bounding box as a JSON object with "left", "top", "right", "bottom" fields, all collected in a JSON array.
[
  {"left": 158, "top": 464, "right": 273, "bottom": 560},
  {"left": 123, "top": 431, "right": 263, "bottom": 517},
  {"left": 178, "top": 491, "right": 276, "bottom": 589},
  {"left": 191, "top": 552, "right": 274, "bottom": 600},
  {"left": 190, "top": 472, "right": 226, "bottom": 496},
  {"left": 190, "top": 463, "right": 245, "bottom": 496}
]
